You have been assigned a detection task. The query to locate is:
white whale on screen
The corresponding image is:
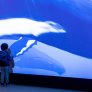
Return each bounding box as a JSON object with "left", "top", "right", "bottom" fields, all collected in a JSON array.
[
  {"left": 0, "top": 18, "right": 66, "bottom": 37},
  {"left": 0, "top": 18, "right": 66, "bottom": 57}
]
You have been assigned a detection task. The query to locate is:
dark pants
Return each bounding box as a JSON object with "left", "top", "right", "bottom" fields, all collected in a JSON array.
[{"left": 0, "top": 66, "right": 10, "bottom": 83}]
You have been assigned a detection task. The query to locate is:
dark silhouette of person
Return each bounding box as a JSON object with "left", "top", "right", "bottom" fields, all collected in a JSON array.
[{"left": 0, "top": 43, "right": 13, "bottom": 86}]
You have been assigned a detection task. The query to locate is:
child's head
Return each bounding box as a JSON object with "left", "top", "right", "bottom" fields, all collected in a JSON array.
[{"left": 1, "top": 43, "right": 8, "bottom": 51}]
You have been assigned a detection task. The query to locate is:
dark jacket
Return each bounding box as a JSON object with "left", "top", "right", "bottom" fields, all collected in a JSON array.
[{"left": 0, "top": 50, "right": 13, "bottom": 66}]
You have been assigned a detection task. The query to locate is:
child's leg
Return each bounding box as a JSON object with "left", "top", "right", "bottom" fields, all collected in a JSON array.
[
  {"left": 0, "top": 67, "right": 5, "bottom": 83},
  {"left": 5, "top": 67, "right": 10, "bottom": 84}
]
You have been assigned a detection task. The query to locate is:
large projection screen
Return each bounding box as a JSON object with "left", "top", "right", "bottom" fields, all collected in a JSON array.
[{"left": 0, "top": 0, "right": 92, "bottom": 79}]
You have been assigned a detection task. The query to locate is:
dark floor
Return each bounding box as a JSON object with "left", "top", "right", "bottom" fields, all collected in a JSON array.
[{"left": 0, "top": 84, "right": 83, "bottom": 92}]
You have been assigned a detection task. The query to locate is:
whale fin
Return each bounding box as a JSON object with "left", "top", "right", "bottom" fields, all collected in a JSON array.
[{"left": 10, "top": 36, "right": 37, "bottom": 57}]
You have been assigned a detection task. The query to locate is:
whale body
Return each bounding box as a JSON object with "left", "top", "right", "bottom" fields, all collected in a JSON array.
[
  {"left": 0, "top": 18, "right": 66, "bottom": 57},
  {"left": 0, "top": 18, "right": 66, "bottom": 37}
]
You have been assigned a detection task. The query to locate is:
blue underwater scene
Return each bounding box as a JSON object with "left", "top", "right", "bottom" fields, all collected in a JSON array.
[{"left": 0, "top": 0, "right": 92, "bottom": 79}]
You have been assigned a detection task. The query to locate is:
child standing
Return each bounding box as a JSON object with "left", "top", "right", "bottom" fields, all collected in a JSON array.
[{"left": 0, "top": 43, "right": 13, "bottom": 86}]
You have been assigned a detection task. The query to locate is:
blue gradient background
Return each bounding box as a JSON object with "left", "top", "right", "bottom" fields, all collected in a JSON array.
[{"left": 0, "top": 0, "right": 92, "bottom": 79}]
